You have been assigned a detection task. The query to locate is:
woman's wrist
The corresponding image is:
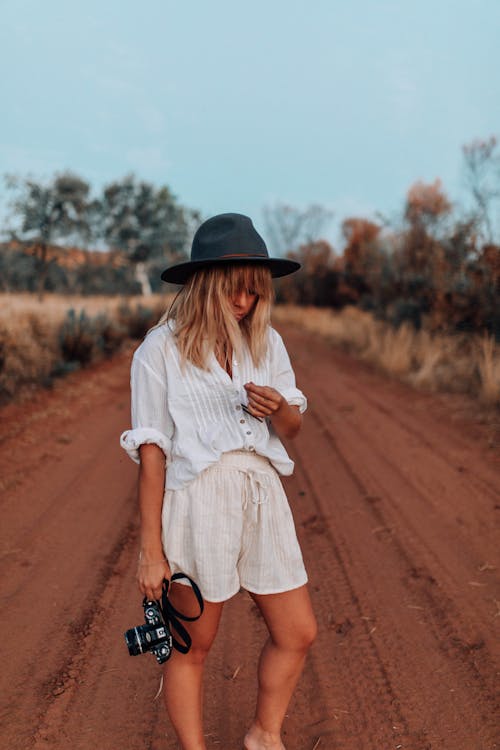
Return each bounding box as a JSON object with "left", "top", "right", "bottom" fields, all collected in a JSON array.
[
  {"left": 139, "top": 546, "right": 166, "bottom": 562},
  {"left": 138, "top": 559, "right": 168, "bottom": 567},
  {"left": 269, "top": 401, "right": 302, "bottom": 439}
]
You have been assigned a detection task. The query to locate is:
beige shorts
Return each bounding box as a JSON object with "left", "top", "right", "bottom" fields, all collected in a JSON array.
[{"left": 161, "top": 450, "right": 308, "bottom": 602}]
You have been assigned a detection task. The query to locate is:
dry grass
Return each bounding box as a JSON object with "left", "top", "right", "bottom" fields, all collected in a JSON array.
[
  {"left": 0, "top": 292, "right": 164, "bottom": 321},
  {"left": 2, "top": 295, "right": 498, "bottom": 408},
  {"left": 273, "top": 304, "right": 500, "bottom": 406},
  {"left": 0, "top": 293, "right": 172, "bottom": 403}
]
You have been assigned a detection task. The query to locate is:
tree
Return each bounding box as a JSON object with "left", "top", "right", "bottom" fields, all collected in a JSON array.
[
  {"left": 462, "top": 135, "right": 500, "bottom": 244},
  {"left": 4, "top": 172, "right": 91, "bottom": 299},
  {"left": 277, "top": 240, "right": 338, "bottom": 306},
  {"left": 338, "top": 217, "right": 385, "bottom": 308},
  {"left": 262, "top": 202, "right": 334, "bottom": 256},
  {"left": 341, "top": 218, "right": 382, "bottom": 275},
  {"left": 404, "top": 178, "right": 452, "bottom": 230},
  {"left": 95, "top": 175, "right": 198, "bottom": 295},
  {"left": 399, "top": 179, "right": 452, "bottom": 278}
]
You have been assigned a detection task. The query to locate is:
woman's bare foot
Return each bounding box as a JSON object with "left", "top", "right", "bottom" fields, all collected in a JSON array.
[{"left": 243, "top": 722, "right": 286, "bottom": 750}]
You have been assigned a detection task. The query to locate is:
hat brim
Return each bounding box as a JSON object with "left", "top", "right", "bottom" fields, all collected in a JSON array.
[{"left": 161, "top": 256, "right": 301, "bottom": 285}]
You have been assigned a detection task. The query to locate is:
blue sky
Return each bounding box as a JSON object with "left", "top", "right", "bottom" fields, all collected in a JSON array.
[{"left": 1, "top": 0, "right": 499, "bottom": 248}]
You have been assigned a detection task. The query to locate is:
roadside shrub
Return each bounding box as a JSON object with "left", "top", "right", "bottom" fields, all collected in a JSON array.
[
  {"left": 389, "top": 298, "right": 423, "bottom": 330},
  {"left": 59, "top": 309, "right": 99, "bottom": 366},
  {"left": 0, "top": 293, "right": 172, "bottom": 404},
  {"left": 94, "top": 313, "right": 128, "bottom": 356},
  {"left": 273, "top": 304, "right": 500, "bottom": 405},
  {"left": 118, "top": 301, "right": 167, "bottom": 339},
  {"left": 0, "top": 313, "right": 58, "bottom": 403}
]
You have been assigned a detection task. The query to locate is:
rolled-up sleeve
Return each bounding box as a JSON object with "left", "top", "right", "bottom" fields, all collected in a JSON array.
[
  {"left": 270, "top": 329, "right": 307, "bottom": 414},
  {"left": 120, "top": 335, "right": 174, "bottom": 464}
]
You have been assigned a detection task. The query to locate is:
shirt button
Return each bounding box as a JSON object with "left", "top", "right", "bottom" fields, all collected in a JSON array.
[
  {"left": 235, "top": 404, "right": 241, "bottom": 410},
  {"left": 246, "top": 430, "right": 252, "bottom": 435},
  {"left": 240, "top": 418, "right": 246, "bottom": 424}
]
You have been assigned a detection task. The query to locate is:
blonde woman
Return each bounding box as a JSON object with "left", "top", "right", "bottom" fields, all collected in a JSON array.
[{"left": 120, "top": 213, "right": 317, "bottom": 750}]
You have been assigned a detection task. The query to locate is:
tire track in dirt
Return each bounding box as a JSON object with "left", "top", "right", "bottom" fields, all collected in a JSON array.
[
  {"left": 304, "top": 403, "right": 498, "bottom": 744},
  {"left": 289, "top": 327, "right": 499, "bottom": 589},
  {"left": 285, "top": 454, "right": 413, "bottom": 749},
  {"left": 336, "top": 374, "right": 500, "bottom": 527},
  {"left": 291, "top": 431, "right": 426, "bottom": 748},
  {"left": 298, "top": 343, "right": 500, "bottom": 616},
  {"left": 0, "top": 352, "right": 142, "bottom": 750},
  {"left": 307, "top": 395, "right": 498, "bottom": 623},
  {"left": 29, "top": 516, "right": 165, "bottom": 750},
  {"left": 346, "top": 382, "right": 500, "bottom": 501},
  {"left": 31, "top": 515, "right": 138, "bottom": 745},
  {"left": 285, "top": 326, "right": 500, "bottom": 749}
]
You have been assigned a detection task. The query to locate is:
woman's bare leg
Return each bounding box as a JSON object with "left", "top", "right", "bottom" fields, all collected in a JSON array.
[
  {"left": 162, "top": 583, "right": 224, "bottom": 750},
  {"left": 244, "top": 584, "right": 317, "bottom": 750}
]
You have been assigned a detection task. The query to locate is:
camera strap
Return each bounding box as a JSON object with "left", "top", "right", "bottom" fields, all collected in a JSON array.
[{"left": 158, "top": 574, "right": 205, "bottom": 655}]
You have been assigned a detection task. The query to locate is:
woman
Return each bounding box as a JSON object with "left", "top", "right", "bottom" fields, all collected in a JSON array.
[{"left": 120, "top": 213, "right": 317, "bottom": 750}]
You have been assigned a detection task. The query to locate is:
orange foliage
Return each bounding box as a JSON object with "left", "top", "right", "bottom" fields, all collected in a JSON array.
[
  {"left": 338, "top": 217, "right": 383, "bottom": 297},
  {"left": 341, "top": 218, "right": 381, "bottom": 271},
  {"left": 342, "top": 218, "right": 381, "bottom": 244},
  {"left": 277, "top": 240, "right": 337, "bottom": 305},
  {"left": 405, "top": 179, "right": 452, "bottom": 224},
  {"left": 288, "top": 240, "right": 334, "bottom": 274}
]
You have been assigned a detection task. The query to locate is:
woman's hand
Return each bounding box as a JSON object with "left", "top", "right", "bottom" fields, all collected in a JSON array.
[
  {"left": 244, "top": 381, "right": 284, "bottom": 418},
  {"left": 244, "top": 381, "right": 302, "bottom": 439},
  {"left": 136, "top": 556, "right": 172, "bottom": 602}
]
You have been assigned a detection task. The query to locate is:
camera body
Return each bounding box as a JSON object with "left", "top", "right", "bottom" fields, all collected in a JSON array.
[{"left": 124, "top": 598, "right": 173, "bottom": 664}]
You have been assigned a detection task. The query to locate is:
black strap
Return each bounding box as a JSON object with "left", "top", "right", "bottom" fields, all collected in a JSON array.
[{"left": 155, "top": 573, "right": 204, "bottom": 655}]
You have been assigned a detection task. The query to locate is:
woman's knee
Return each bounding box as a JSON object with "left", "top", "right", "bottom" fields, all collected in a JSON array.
[
  {"left": 183, "top": 642, "right": 212, "bottom": 666},
  {"left": 298, "top": 612, "right": 318, "bottom": 650},
  {"left": 272, "top": 612, "right": 317, "bottom": 653}
]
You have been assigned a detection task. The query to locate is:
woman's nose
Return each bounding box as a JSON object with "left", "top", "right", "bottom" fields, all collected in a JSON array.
[{"left": 233, "top": 291, "right": 248, "bottom": 307}]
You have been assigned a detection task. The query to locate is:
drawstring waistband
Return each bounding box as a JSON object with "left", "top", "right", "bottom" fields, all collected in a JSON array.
[
  {"left": 208, "top": 450, "right": 273, "bottom": 512},
  {"left": 239, "top": 468, "right": 270, "bottom": 510}
]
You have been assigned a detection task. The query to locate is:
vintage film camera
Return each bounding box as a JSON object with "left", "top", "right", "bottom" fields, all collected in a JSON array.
[
  {"left": 124, "top": 574, "right": 204, "bottom": 665},
  {"left": 124, "top": 598, "right": 173, "bottom": 665}
]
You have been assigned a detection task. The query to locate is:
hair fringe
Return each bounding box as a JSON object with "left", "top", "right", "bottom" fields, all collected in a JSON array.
[{"left": 154, "top": 264, "right": 274, "bottom": 370}]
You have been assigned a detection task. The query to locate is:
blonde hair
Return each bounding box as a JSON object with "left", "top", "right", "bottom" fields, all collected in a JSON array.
[{"left": 157, "top": 263, "right": 274, "bottom": 370}]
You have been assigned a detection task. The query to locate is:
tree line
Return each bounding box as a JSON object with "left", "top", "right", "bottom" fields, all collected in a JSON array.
[
  {"left": 270, "top": 137, "right": 500, "bottom": 340},
  {"left": 1, "top": 136, "right": 499, "bottom": 338},
  {"left": 1, "top": 173, "right": 200, "bottom": 297}
]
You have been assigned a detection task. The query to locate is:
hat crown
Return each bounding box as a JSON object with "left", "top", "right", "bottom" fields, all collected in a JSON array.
[
  {"left": 191, "top": 213, "right": 268, "bottom": 262},
  {"left": 160, "top": 211, "right": 301, "bottom": 284}
]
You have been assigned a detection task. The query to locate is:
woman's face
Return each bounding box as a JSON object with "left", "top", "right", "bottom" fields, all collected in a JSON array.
[{"left": 229, "top": 287, "right": 258, "bottom": 321}]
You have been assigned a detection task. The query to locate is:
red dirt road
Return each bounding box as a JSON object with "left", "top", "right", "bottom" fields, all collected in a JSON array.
[{"left": 1, "top": 326, "right": 499, "bottom": 750}]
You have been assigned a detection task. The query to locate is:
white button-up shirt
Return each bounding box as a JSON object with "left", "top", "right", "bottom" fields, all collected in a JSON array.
[{"left": 120, "top": 322, "right": 307, "bottom": 490}]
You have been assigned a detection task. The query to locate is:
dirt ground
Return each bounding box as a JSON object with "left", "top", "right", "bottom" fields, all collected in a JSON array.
[{"left": 0, "top": 325, "right": 499, "bottom": 750}]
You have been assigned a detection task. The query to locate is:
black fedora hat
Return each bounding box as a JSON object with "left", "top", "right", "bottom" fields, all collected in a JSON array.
[{"left": 161, "top": 213, "right": 301, "bottom": 284}]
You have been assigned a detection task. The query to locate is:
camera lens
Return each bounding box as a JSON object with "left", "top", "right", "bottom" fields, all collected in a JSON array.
[{"left": 124, "top": 626, "right": 147, "bottom": 656}]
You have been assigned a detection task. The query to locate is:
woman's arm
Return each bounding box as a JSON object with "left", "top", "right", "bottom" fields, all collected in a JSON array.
[
  {"left": 244, "top": 381, "right": 302, "bottom": 439},
  {"left": 136, "top": 443, "right": 171, "bottom": 601}
]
